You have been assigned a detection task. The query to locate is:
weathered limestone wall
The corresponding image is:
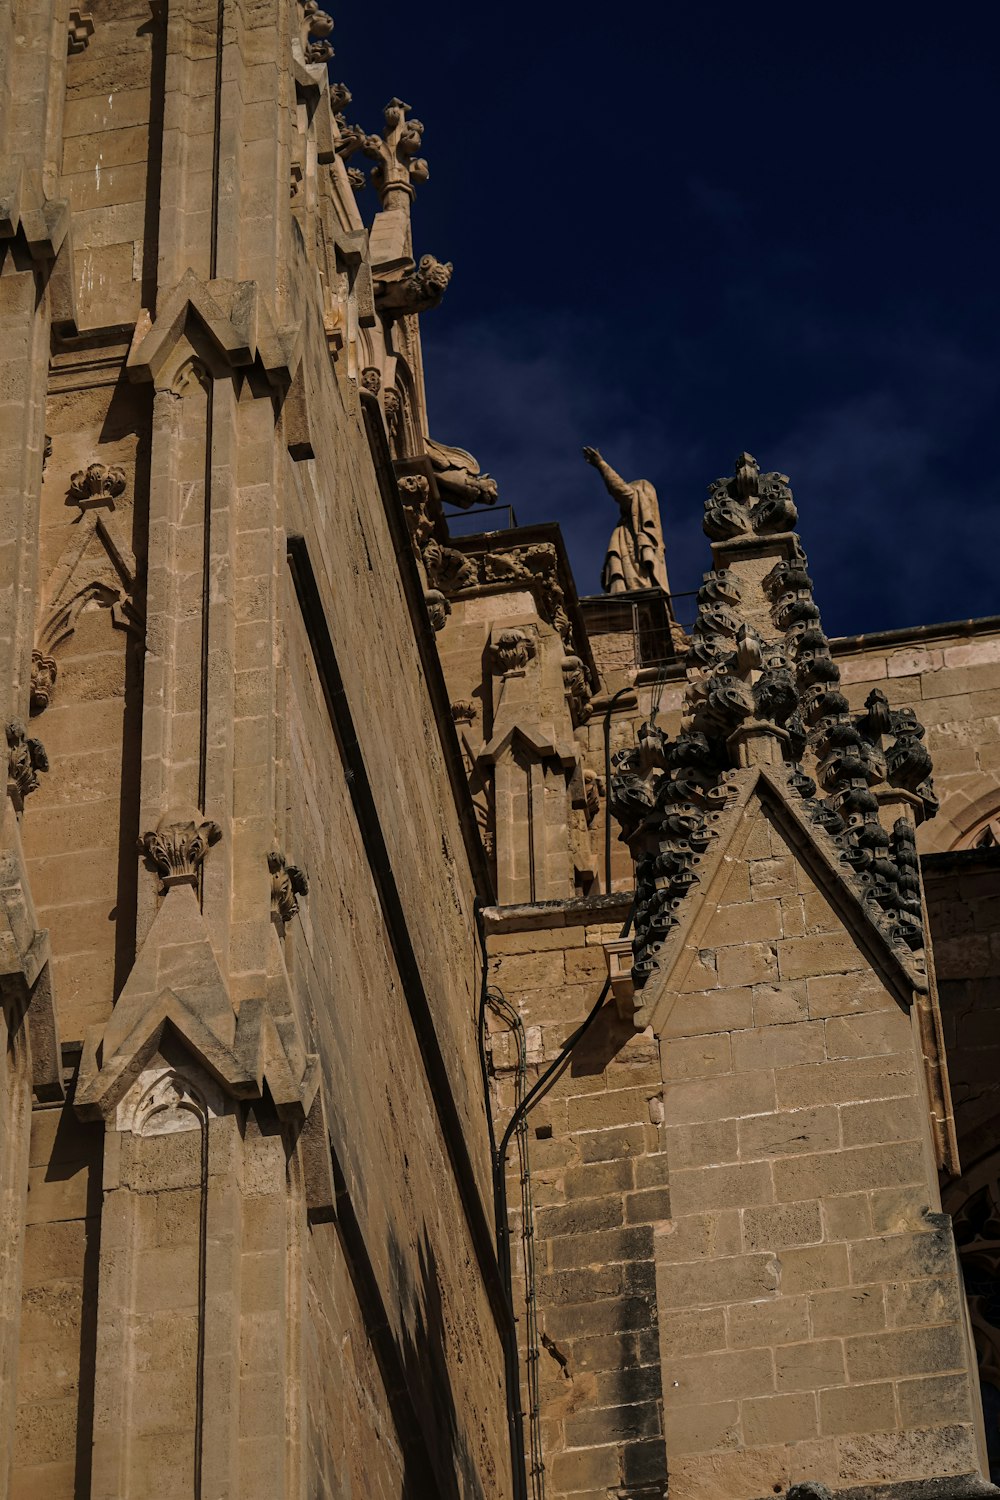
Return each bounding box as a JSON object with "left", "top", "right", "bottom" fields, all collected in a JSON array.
[
  {"left": 644, "top": 787, "right": 983, "bottom": 1500},
  {"left": 61, "top": 0, "right": 153, "bottom": 330},
  {"left": 466, "top": 502, "right": 1000, "bottom": 1496},
  {"left": 833, "top": 624, "right": 1000, "bottom": 854},
  {"left": 487, "top": 898, "right": 670, "bottom": 1500},
  {"left": 2, "top": 2, "right": 513, "bottom": 1496}
]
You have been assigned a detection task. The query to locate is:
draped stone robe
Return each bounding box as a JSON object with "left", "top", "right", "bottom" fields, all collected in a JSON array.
[{"left": 601, "top": 477, "right": 670, "bottom": 594}]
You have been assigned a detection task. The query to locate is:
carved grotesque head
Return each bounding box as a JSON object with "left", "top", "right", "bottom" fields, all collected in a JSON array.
[{"left": 420, "top": 255, "right": 453, "bottom": 292}]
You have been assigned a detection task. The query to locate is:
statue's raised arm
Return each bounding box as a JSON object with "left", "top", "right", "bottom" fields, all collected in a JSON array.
[{"left": 582, "top": 446, "right": 670, "bottom": 595}]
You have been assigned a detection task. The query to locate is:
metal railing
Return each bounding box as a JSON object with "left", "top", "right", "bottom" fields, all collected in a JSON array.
[{"left": 443, "top": 504, "right": 519, "bottom": 535}]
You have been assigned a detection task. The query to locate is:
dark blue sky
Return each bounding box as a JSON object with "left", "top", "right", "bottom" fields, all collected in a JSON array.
[{"left": 336, "top": 4, "right": 1000, "bottom": 636}]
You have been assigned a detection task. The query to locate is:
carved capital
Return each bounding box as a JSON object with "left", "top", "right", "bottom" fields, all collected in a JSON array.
[
  {"left": 6, "top": 720, "right": 48, "bottom": 807},
  {"left": 139, "top": 809, "right": 221, "bottom": 890},
  {"left": 30, "top": 651, "right": 57, "bottom": 715},
  {"left": 491, "top": 629, "right": 536, "bottom": 676},
  {"left": 360, "top": 365, "right": 381, "bottom": 395},
  {"left": 423, "top": 538, "right": 478, "bottom": 594},
  {"left": 268, "top": 850, "right": 309, "bottom": 923},
  {"left": 68, "top": 462, "right": 127, "bottom": 510}
]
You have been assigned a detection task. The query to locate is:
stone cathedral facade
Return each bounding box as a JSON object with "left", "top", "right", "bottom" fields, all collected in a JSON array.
[{"left": 2, "top": 4, "right": 1000, "bottom": 1500}]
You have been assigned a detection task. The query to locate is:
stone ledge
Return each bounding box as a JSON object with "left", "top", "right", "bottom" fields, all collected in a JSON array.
[
  {"left": 762, "top": 1476, "right": 1000, "bottom": 1500},
  {"left": 483, "top": 891, "right": 633, "bottom": 934}
]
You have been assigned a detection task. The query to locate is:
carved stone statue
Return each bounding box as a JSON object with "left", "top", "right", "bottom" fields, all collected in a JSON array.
[
  {"left": 425, "top": 436, "right": 498, "bottom": 508},
  {"left": 583, "top": 447, "right": 669, "bottom": 594},
  {"left": 374, "top": 255, "right": 452, "bottom": 317}
]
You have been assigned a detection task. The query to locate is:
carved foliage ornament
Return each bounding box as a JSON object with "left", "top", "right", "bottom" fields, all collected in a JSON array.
[
  {"left": 269, "top": 851, "right": 309, "bottom": 923},
  {"left": 298, "top": 0, "right": 334, "bottom": 63},
  {"left": 68, "top": 462, "right": 127, "bottom": 509},
  {"left": 6, "top": 720, "right": 48, "bottom": 804},
  {"left": 338, "top": 97, "right": 428, "bottom": 201},
  {"left": 30, "top": 651, "right": 57, "bottom": 715},
  {"left": 478, "top": 543, "right": 573, "bottom": 646},
  {"left": 704, "top": 452, "right": 798, "bottom": 541},
  {"left": 374, "top": 255, "right": 453, "bottom": 317},
  {"left": 491, "top": 629, "right": 536, "bottom": 676},
  {"left": 139, "top": 810, "right": 222, "bottom": 890}
]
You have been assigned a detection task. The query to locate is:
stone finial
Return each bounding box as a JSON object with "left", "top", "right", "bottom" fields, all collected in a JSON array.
[
  {"left": 30, "top": 651, "right": 57, "bottom": 715},
  {"left": 298, "top": 0, "right": 334, "bottom": 63},
  {"left": 491, "top": 629, "right": 536, "bottom": 676},
  {"left": 268, "top": 851, "right": 309, "bottom": 923},
  {"left": 67, "top": 7, "right": 94, "bottom": 53},
  {"left": 335, "top": 97, "right": 428, "bottom": 210},
  {"left": 139, "top": 809, "right": 222, "bottom": 890},
  {"left": 68, "top": 461, "right": 127, "bottom": 509},
  {"left": 6, "top": 720, "right": 48, "bottom": 806},
  {"left": 611, "top": 453, "right": 938, "bottom": 990},
  {"left": 370, "top": 97, "right": 429, "bottom": 208},
  {"left": 374, "top": 255, "right": 452, "bottom": 318},
  {"left": 450, "top": 700, "right": 478, "bottom": 725},
  {"left": 704, "top": 452, "right": 797, "bottom": 540}
]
